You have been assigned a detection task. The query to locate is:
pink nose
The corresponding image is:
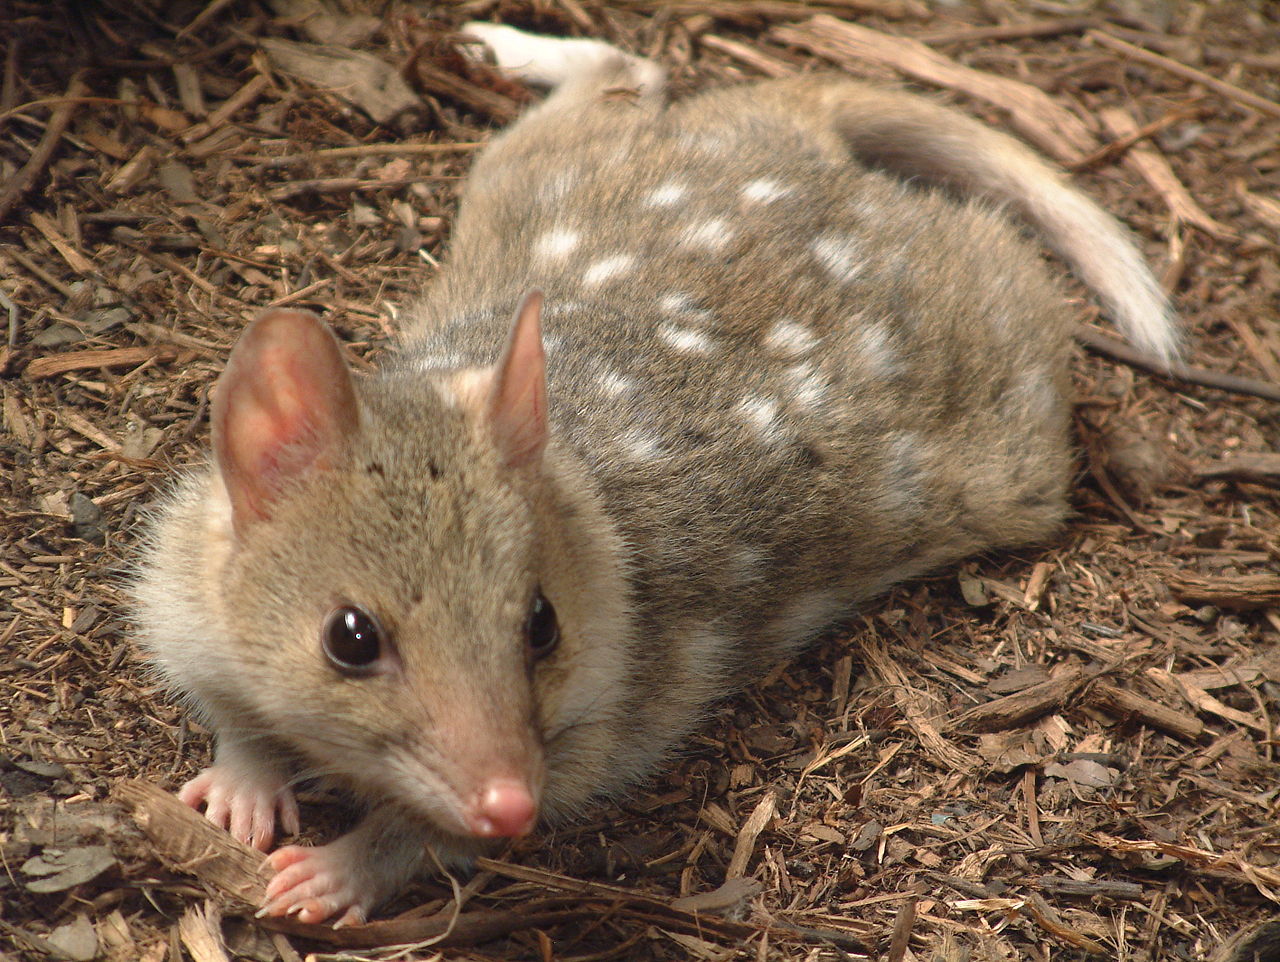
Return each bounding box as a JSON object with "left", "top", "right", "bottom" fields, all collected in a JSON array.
[{"left": 466, "top": 779, "right": 539, "bottom": 838}]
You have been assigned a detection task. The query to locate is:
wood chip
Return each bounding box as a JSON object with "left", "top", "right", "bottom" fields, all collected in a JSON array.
[
  {"left": 28, "top": 211, "right": 96, "bottom": 275},
  {"left": 1194, "top": 452, "right": 1280, "bottom": 487},
  {"left": 177, "top": 903, "right": 231, "bottom": 962},
  {"left": 25, "top": 346, "right": 179, "bottom": 379},
  {"left": 954, "top": 666, "right": 1089, "bottom": 733},
  {"left": 0, "top": 72, "right": 88, "bottom": 221},
  {"left": 1098, "top": 106, "right": 1234, "bottom": 239},
  {"left": 1147, "top": 667, "right": 1265, "bottom": 733},
  {"left": 725, "top": 791, "right": 777, "bottom": 880},
  {"left": 670, "top": 876, "right": 762, "bottom": 913},
  {"left": 1089, "top": 682, "right": 1204, "bottom": 742},
  {"left": 1166, "top": 572, "right": 1280, "bottom": 610},
  {"left": 181, "top": 74, "right": 269, "bottom": 144},
  {"left": 114, "top": 781, "right": 269, "bottom": 909}
]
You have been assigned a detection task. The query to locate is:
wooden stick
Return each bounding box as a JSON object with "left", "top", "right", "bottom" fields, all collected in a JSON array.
[
  {"left": 1068, "top": 103, "right": 1204, "bottom": 172},
  {"left": 1166, "top": 572, "right": 1280, "bottom": 610},
  {"left": 1076, "top": 326, "right": 1280, "bottom": 403},
  {"left": 1, "top": 32, "right": 19, "bottom": 114},
  {"left": 1088, "top": 31, "right": 1280, "bottom": 120},
  {"left": 0, "top": 72, "right": 87, "bottom": 223},
  {"left": 410, "top": 54, "right": 524, "bottom": 124},
  {"left": 1097, "top": 106, "right": 1233, "bottom": 239},
  {"left": 1090, "top": 682, "right": 1204, "bottom": 742},
  {"left": 181, "top": 73, "right": 270, "bottom": 144},
  {"left": 699, "top": 34, "right": 798, "bottom": 78},
  {"left": 25, "top": 346, "right": 179, "bottom": 379},
  {"left": 917, "top": 17, "right": 1097, "bottom": 46},
  {"left": 0, "top": 95, "right": 122, "bottom": 124},
  {"left": 1193, "top": 453, "right": 1280, "bottom": 488},
  {"left": 953, "top": 666, "right": 1089, "bottom": 733},
  {"left": 615, "top": 0, "right": 910, "bottom": 18},
  {"left": 245, "top": 141, "right": 485, "bottom": 171},
  {"left": 267, "top": 175, "right": 451, "bottom": 200},
  {"left": 177, "top": 0, "right": 239, "bottom": 39},
  {"left": 886, "top": 895, "right": 919, "bottom": 962}
]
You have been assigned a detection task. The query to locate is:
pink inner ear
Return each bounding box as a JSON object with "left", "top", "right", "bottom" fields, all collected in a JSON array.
[
  {"left": 212, "top": 309, "right": 358, "bottom": 530},
  {"left": 488, "top": 291, "right": 549, "bottom": 469}
]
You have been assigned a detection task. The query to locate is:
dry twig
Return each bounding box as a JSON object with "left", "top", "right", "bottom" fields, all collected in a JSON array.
[
  {"left": 1088, "top": 31, "right": 1280, "bottom": 120},
  {"left": 0, "top": 72, "right": 88, "bottom": 222}
]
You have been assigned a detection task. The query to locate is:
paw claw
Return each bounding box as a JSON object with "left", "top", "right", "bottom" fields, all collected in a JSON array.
[
  {"left": 333, "top": 908, "right": 366, "bottom": 929},
  {"left": 280, "top": 794, "right": 302, "bottom": 836}
]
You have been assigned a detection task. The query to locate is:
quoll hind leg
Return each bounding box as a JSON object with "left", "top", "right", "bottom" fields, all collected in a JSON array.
[
  {"left": 261, "top": 806, "right": 432, "bottom": 926},
  {"left": 454, "top": 23, "right": 668, "bottom": 211},
  {"left": 460, "top": 22, "right": 665, "bottom": 99}
]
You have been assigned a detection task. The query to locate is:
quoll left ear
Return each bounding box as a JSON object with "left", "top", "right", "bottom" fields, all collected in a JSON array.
[{"left": 487, "top": 290, "right": 549, "bottom": 469}]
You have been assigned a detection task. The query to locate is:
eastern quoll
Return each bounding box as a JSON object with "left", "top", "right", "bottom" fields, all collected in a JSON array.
[{"left": 130, "top": 23, "right": 1178, "bottom": 924}]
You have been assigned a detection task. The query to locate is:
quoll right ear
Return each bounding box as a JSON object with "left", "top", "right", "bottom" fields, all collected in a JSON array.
[{"left": 212, "top": 309, "right": 359, "bottom": 533}]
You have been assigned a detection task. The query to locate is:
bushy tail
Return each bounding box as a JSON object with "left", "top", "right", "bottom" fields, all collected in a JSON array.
[{"left": 816, "top": 83, "right": 1180, "bottom": 366}]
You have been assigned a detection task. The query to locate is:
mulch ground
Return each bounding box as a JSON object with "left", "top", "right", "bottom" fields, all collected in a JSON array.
[{"left": 3, "top": 1, "right": 1280, "bottom": 960}]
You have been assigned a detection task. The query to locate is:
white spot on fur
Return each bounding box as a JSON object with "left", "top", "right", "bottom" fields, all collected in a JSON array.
[
  {"left": 437, "top": 368, "right": 491, "bottom": 409},
  {"left": 621, "top": 428, "right": 663, "bottom": 461},
  {"left": 534, "top": 228, "right": 580, "bottom": 260},
  {"left": 659, "top": 293, "right": 713, "bottom": 324},
  {"left": 681, "top": 218, "right": 733, "bottom": 250},
  {"left": 880, "top": 431, "right": 929, "bottom": 513},
  {"left": 764, "top": 320, "right": 817, "bottom": 357},
  {"left": 645, "top": 181, "right": 687, "bottom": 207},
  {"left": 583, "top": 254, "right": 636, "bottom": 286},
  {"left": 738, "top": 396, "right": 784, "bottom": 443},
  {"left": 855, "top": 322, "right": 898, "bottom": 375},
  {"left": 784, "top": 362, "right": 829, "bottom": 410},
  {"left": 658, "top": 323, "right": 713, "bottom": 355},
  {"left": 598, "top": 370, "right": 636, "bottom": 396},
  {"left": 768, "top": 588, "right": 848, "bottom": 651},
  {"left": 811, "top": 235, "right": 863, "bottom": 283},
  {"left": 848, "top": 198, "right": 885, "bottom": 222},
  {"left": 741, "top": 179, "right": 789, "bottom": 204}
]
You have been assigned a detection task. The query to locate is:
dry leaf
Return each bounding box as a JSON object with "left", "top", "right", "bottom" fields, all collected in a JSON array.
[{"left": 261, "top": 37, "right": 419, "bottom": 123}]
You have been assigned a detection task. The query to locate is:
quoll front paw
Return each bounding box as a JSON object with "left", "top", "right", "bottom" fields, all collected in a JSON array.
[
  {"left": 178, "top": 765, "right": 300, "bottom": 852},
  {"left": 261, "top": 842, "right": 374, "bottom": 927}
]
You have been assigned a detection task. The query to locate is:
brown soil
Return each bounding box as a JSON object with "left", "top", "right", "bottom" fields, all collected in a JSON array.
[{"left": 2, "top": 2, "right": 1279, "bottom": 960}]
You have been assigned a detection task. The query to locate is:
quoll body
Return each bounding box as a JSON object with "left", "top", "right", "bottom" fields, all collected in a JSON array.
[{"left": 130, "top": 25, "right": 1178, "bottom": 924}]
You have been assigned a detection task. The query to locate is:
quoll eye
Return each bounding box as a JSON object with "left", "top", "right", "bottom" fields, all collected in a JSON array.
[
  {"left": 525, "top": 591, "right": 559, "bottom": 660},
  {"left": 322, "top": 605, "right": 385, "bottom": 675}
]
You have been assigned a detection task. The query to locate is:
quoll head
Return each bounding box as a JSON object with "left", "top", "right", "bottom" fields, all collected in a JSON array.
[{"left": 210, "top": 294, "right": 558, "bottom": 842}]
